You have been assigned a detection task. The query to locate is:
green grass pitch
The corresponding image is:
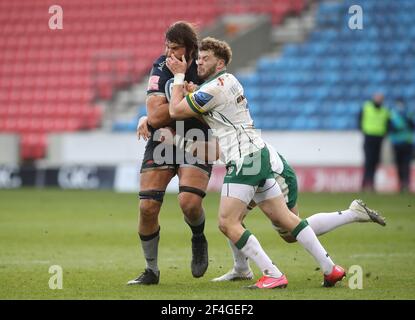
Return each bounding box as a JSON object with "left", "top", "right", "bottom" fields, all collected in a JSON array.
[{"left": 0, "top": 189, "right": 414, "bottom": 300}]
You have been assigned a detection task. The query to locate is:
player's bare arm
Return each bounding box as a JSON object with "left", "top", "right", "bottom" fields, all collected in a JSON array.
[
  {"left": 184, "top": 81, "right": 207, "bottom": 124},
  {"left": 146, "top": 95, "right": 172, "bottom": 128}
]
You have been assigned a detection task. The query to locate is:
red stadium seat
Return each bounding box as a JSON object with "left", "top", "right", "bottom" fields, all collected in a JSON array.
[
  {"left": 1, "top": 0, "right": 303, "bottom": 160},
  {"left": 20, "top": 133, "right": 47, "bottom": 160}
]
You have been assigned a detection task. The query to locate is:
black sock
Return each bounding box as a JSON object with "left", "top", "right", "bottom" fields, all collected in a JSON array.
[
  {"left": 187, "top": 219, "right": 205, "bottom": 236},
  {"left": 185, "top": 209, "right": 206, "bottom": 236}
]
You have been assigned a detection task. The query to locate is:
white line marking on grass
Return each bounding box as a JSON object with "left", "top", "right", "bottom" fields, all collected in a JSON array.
[
  {"left": 349, "top": 253, "right": 415, "bottom": 259},
  {"left": 1, "top": 260, "right": 51, "bottom": 265}
]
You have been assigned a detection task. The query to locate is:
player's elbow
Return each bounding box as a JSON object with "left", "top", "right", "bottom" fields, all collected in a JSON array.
[
  {"left": 169, "top": 107, "right": 184, "bottom": 120},
  {"left": 147, "top": 117, "right": 162, "bottom": 129},
  {"left": 146, "top": 112, "right": 170, "bottom": 128},
  {"left": 168, "top": 108, "right": 177, "bottom": 119}
]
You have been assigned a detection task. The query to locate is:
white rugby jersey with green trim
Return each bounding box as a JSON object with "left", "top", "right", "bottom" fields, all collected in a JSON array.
[{"left": 185, "top": 70, "right": 265, "bottom": 164}]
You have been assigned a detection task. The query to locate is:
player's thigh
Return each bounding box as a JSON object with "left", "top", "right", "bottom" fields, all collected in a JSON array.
[
  {"left": 177, "top": 166, "right": 210, "bottom": 190},
  {"left": 140, "top": 169, "right": 175, "bottom": 190},
  {"left": 290, "top": 204, "right": 300, "bottom": 217},
  {"left": 258, "top": 195, "right": 301, "bottom": 232},
  {"left": 274, "top": 155, "right": 298, "bottom": 209},
  {"left": 219, "top": 183, "right": 255, "bottom": 222}
]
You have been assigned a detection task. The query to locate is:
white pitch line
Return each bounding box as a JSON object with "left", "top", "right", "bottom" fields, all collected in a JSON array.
[{"left": 349, "top": 252, "right": 415, "bottom": 259}]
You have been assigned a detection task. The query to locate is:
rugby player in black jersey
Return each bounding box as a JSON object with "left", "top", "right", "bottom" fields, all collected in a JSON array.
[{"left": 128, "top": 21, "right": 211, "bottom": 285}]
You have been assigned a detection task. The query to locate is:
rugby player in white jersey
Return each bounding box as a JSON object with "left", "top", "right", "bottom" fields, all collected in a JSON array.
[
  {"left": 211, "top": 140, "right": 386, "bottom": 283},
  {"left": 139, "top": 116, "right": 387, "bottom": 285},
  {"left": 166, "top": 37, "right": 352, "bottom": 289}
]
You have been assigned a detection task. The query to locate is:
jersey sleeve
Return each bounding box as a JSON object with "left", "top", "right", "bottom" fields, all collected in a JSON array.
[
  {"left": 185, "top": 84, "right": 223, "bottom": 114},
  {"left": 146, "top": 57, "right": 171, "bottom": 96}
]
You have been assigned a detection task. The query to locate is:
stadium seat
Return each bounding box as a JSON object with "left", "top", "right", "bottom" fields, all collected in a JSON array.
[
  {"left": 243, "top": 0, "right": 415, "bottom": 130},
  {"left": 0, "top": 0, "right": 227, "bottom": 160}
]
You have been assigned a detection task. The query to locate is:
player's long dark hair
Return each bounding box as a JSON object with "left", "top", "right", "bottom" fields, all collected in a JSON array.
[{"left": 165, "top": 21, "right": 199, "bottom": 61}]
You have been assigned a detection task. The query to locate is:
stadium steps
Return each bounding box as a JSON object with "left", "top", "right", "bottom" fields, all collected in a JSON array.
[{"left": 111, "top": 0, "right": 311, "bottom": 132}]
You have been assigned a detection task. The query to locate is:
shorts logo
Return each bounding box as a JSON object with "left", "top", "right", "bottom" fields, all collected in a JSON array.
[{"left": 148, "top": 75, "right": 160, "bottom": 91}]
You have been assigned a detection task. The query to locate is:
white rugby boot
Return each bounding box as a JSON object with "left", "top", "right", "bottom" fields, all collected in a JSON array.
[
  {"left": 211, "top": 268, "right": 254, "bottom": 282},
  {"left": 349, "top": 199, "right": 386, "bottom": 226}
]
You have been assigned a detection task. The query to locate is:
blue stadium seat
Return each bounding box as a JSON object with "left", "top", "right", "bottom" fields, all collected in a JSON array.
[{"left": 116, "top": 0, "right": 415, "bottom": 132}]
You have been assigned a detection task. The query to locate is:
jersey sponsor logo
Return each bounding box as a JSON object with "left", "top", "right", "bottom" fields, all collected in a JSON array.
[
  {"left": 157, "top": 60, "right": 166, "bottom": 71},
  {"left": 148, "top": 75, "right": 160, "bottom": 91},
  {"left": 193, "top": 91, "right": 213, "bottom": 107},
  {"left": 218, "top": 77, "right": 224, "bottom": 86}
]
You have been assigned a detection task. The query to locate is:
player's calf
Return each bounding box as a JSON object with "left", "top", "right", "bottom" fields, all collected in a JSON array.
[{"left": 178, "top": 187, "right": 209, "bottom": 278}]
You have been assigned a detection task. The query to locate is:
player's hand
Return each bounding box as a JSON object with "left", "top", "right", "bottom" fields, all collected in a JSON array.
[
  {"left": 184, "top": 81, "right": 197, "bottom": 94},
  {"left": 154, "top": 127, "right": 176, "bottom": 145},
  {"left": 137, "top": 116, "right": 151, "bottom": 141},
  {"left": 166, "top": 54, "right": 187, "bottom": 75}
]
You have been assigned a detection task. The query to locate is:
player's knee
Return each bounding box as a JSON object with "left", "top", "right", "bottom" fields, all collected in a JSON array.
[
  {"left": 178, "top": 193, "right": 202, "bottom": 216},
  {"left": 218, "top": 222, "right": 228, "bottom": 236},
  {"left": 139, "top": 201, "right": 160, "bottom": 222},
  {"left": 178, "top": 187, "right": 204, "bottom": 220},
  {"left": 272, "top": 223, "right": 297, "bottom": 243},
  {"left": 280, "top": 234, "right": 297, "bottom": 243},
  {"left": 218, "top": 217, "right": 232, "bottom": 236}
]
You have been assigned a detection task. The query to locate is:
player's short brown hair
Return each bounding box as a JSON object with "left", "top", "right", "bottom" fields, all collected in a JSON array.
[
  {"left": 165, "top": 21, "right": 199, "bottom": 60},
  {"left": 200, "top": 37, "right": 232, "bottom": 66}
]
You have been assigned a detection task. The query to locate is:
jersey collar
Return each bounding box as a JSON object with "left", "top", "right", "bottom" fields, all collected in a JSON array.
[{"left": 202, "top": 69, "right": 227, "bottom": 86}]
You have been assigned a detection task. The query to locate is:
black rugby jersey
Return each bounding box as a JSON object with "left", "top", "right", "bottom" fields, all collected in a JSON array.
[{"left": 146, "top": 55, "right": 209, "bottom": 137}]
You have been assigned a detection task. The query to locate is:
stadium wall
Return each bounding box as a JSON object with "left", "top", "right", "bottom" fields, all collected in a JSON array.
[
  {"left": 45, "top": 131, "right": 394, "bottom": 166},
  {"left": 0, "top": 134, "right": 19, "bottom": 164},
  {"left": 1, "top": 162, "right": 413, "bottom": 192},
  {"left": 1, "top": 131, "right": 413, "bottom": 192}
]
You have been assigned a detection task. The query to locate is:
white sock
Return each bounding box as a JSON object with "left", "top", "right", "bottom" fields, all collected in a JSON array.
[
  {"left": 237, "top": 231, "right": 283, "bottom": 278},
  {"left": 294, "top": 222, "right": 335, "bottom": 275},
  {"left": 306, "top": 209, "right": 358, "bottom": 236},
  {"left": 228, "top": 239, "right": 250, "bottom": 272}
]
